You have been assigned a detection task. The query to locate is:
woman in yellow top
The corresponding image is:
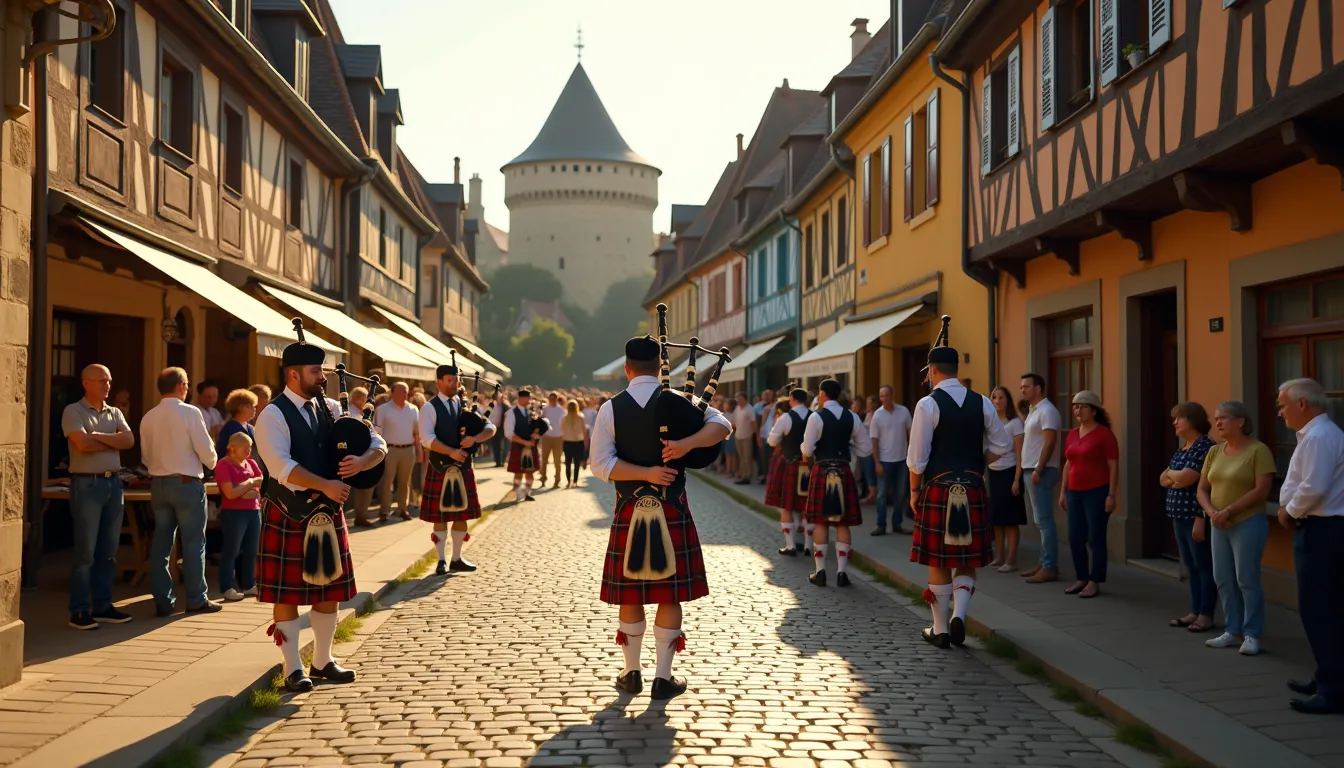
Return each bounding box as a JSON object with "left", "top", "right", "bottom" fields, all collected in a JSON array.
[
  {"left": 560, "top": 399, "right": 588, "bottom": 489},
  {"left": 1197, "top": 401, "right": 1276, "bottom": 656}
]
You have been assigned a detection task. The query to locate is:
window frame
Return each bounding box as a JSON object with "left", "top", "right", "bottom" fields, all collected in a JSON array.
[
  {"left": 220, "top": 100, "right": 245, "bottom": 196},
  {"left": 87, "top": 5, "right": 127, "bottom": 121},
  {"left": 820, "top": 211, "right": 832, "bottom": 279},
  {"left": 157, "top": 46, "right": 197, "bottom": 161},
  {"left": 804, "top": 223, "right": 815, "bottom": 290},
  {"left": 286, "top": 156, "right": 305, "bottom": 231},
  {"left": 981, "top": 45, "right": 1021, "bottom": 176},
  {"left": 836, "top": 197, "right": 848, "bottom": 268},
  {"left": 1046, "top": 310, "right": 1095, "bottom": 429}
]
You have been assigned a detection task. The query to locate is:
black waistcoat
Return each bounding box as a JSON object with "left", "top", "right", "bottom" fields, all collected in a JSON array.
[
  {"left": 611, "top": 390, "right": 685, "bottom": 500},
  {"left": 926, "top": 388, "right": 986, "bottom": 478},
  {"left": 779, "top": 410, "right": 807, "bottom": 461},
  {"left": 430, "top": 396, "right": 461, "bottom": 448},
  {"left": 813, "top": 407, "right": 854, "bottom": 462},
  {"left": 267, "top": 394, "right": 336, "bottom": 481},
  {"left": 511, "top": 406, "right": 529, "bottom": 438}
]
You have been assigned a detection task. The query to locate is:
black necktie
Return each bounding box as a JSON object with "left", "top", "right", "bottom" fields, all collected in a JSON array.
[{"left": 302, "top": 401, "right": 318, "bottom": 432}]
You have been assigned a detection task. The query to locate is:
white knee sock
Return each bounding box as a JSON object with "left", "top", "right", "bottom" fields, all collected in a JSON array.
[
  {"left": 805, "top": 523, "right": 816, "bottom": 545},
  {"left": 271, "top": 618, "right": 302, "bottom": 676},
  {"left": 617, "top": 620, "right": 645, "bottom": 674},
  {"left": 310, "top": 609, "right": 337, "bottom": 669},
  {"left": 781, "top": 520, "right": 796, "bottom": 548},
  {"left": 836, "top": 542, "right": 851, "bottom": 574},
  {"left": 926, "top": 583, "right": 953, "bottom": 634},
  {"left": 653, "top": 625, "right": 683, "bottom": 681},
  {"left": 432, "top": 531, "right": 446, "bottom": 562},
  {"left": 813, "top": 543, "right": 828, "bottom": 573},
  {"left": 952, "top": 575, "right": 976, "bottom": 621},
  {"left": 451, "top": 529, "right": 466, "bottom": 561}
]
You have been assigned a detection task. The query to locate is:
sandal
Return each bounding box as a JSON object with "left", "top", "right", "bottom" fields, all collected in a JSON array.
[
  {"left": 1079, "top": 585, "right": 1101, "bottom": 599},
  {"left": 1187, "top": 621, "right": 1215, "bottom": 633},
  {"left": 1170, "top": 617, "right": 1195, "bottom": 628},
  {"left": 997, "top": 563, "right": 1018, "bottom": 573},
  {"left": 1064, "top": 582, "right": 1087, "bottom": 595}
]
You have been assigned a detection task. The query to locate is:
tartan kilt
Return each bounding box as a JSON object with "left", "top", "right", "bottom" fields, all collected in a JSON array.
[
  {"left": 256, "top": 497, "right": 357, "bottom": 606},
  {"left": 764, "top": 452, "right": 806, "bottom": 514},
  {"left": 600, "top": 491, "right": 708, "bottom": 606},
  {"left": 803, "top": 461, "right": 863, "bottom": 526},
  {"left": 506, "top": 442, "right": 539, "bottom": 474},
  {"left": 419, "top": 457, "right": 481, "bottom": 523},
  {"left": 910, "top": 473, "right": 993, "bottom": 568}
]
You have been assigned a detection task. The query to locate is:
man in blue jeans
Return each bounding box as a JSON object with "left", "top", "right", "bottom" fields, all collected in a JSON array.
[
  {"left": 140, "top": 367, "right": 221, "bottom": 616},
  {"left": 63, "top": 364, "right": 137, "bottom": 630},
  {"left": 870, "top": 386, "right": 913, "bottom": 535},
  {"left": 1018, "top": 373, "right": 1061, "bottom": 583}
]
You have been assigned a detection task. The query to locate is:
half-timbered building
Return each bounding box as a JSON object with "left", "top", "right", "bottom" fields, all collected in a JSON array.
[{"left": 637, "top": 204, "right": 702, "bottom": 380}]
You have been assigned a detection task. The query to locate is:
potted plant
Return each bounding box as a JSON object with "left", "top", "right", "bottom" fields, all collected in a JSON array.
[{"left": 1123, "top": 43, "right": 1147, "bottom": 69}]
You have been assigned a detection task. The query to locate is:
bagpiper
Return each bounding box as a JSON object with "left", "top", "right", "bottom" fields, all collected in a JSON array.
[
  {"left": 765, "top": 388, "right": 812, "bottom": 556},
  {"left": 589, "top": 337, "right": 731, "bottom": 700},
  {"left": 503, "top": 390, "right": 540, "bottom": 501},
  {"left": 907, "top": 316, "right": 1012, "bottom": 648},
  {"left": 418, "top": 363, "right": 497, "bottom": 576},
  {"left": 254, "top": 330, "right": 387, "bottom": 692},
  {"left": 802, "top": 379, "right": 872, "bottom": 587}
]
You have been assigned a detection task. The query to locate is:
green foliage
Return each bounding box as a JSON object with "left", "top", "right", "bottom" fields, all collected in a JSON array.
[
  {"left": 1015, "top": 659, "right": 1046, "bottom": 679},
  {"left": 150, "top": 741, "right": 201, "bottom": 768},
  {"left": 568, "top": 272, "right": 654, "bottom": 385},
  {"left": 505, "top": 318, "right": 575, "bottom": 387},
  {"left": 333, "top": 613, "right": 364, "bottom": 643},
  {"left": 1050, "top": 683, "right": 1082, "bottom": 702},
  {"left": 1115, "top": 723, "right": 1161, "bottom": 753},
  {"left": 481, "top": 264, "right": 564, "bottom": 324},
  {"left": 250, "top": 685, "right": 282, "bottom": 712},
  {"left": 206, "top": 707, "right": 252, "bottom": 742},
  {"left": 396, "top": 550, "right": 438, "bottom": 584},
  {"left": 1075, "top": 701, "right": 1104, "bottom": 718}
]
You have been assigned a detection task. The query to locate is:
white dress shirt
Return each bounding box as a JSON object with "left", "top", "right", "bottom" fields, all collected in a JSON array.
[
  {"left": 870, "top": 404, "right": 913, "bottom": 463},
  {"left": 801, "top": 400, "right": 872, "bottom": 459},
  {"left": 255, "top": 386, "right": 387, "bottom": 491},
  {"left": 767, "top": 404, "right": 809, "bottom": 447},
  {"left": 589, "top": 375, "right": 732, "bottom": 482},
  {"left": 418, "top": 392, "right": 496, "bottom": 449},
  {"left": 761, "top": 407, "right": 776, "bottom": 440},
  {"left": 542, "top": 404, "right": 567, "bottom": 434},
  {"left": 197, "top": 404, "right": 225, "bottom": 435},
  {"left": 907, "top": 379, "right": 1012, "bottom": 474},
  {"left": 141, "top": 397, "right": 217, "bottom": 478},
  {"left": 1021, "top": 398, "right": 1062, "bottom": 470},
  {"left": 489, "top": 401, "right": 507, "bottom": 428},
  {"left": 375, "top": 400, "right": 420, "bottom": 446},
  {"left": 1280, "top": 413, "right": 1344, "bottom": 519},
  {"left": 582, "top": 407, "right": 598, "bottom": 433}
]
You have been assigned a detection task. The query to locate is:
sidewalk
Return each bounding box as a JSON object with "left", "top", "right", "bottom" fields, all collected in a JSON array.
[
  {"left": 694, "top": 469, "right": 1336, "bottom": 768},
  {"left": 0, "top": 466, "right": 514, "bottom": 768}
]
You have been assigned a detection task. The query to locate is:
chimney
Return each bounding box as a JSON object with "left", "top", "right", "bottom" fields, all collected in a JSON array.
[
  {"left": 782, "top": 78, "right": 790, "bottom": 89},
  {"left": 468, "top": 173, "right": 483, "bottom": 216},
  {"left": 453, "top": 156, "right": 461, "bottom": 184},
  {"left": 851, "top": 18, "right": 871, "bottom": 60},
  {"left": 736, "top": 133, "right": 744, "bottom": 160}
]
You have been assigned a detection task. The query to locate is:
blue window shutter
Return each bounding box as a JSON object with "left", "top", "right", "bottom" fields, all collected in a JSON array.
[
  {"left": 1040, "top": 7, "right": 1056, "bottom": 131},
  {"left": 776, "top": 232, "right": 789, "bottom": 291}
]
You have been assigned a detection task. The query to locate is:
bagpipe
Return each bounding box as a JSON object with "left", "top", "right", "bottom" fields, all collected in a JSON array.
[{"left": 320, "top": 362, "right": 385, "bottom": 490}]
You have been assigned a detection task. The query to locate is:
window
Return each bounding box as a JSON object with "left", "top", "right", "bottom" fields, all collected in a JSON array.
[
  {"left": 159, "top": 55, "right": 194, "bottom": 156},
  {"left": 981, "top": 47, "right": 1020, "bottom": 175},
  {"left": 905, "top": 92, "right": 939, "bottom": 220},
  {"left": 733, "top": 261, "right": 745, "bottom": 308},
  {"left": 293, "top": 31, "right": 311, "bottom": 100},
  {"left": 585, "top": 165, "right": 591, "bottom": 172},
  {"left": 804, "top": 224, "right": 815, "bottom": 289},
  {"left": 836, "top": 197, "right": 848, "bottom": 268},
  {"left": 224, "top": 0, "right": 249, "bottom": 36},
  {"left": 401, "top": 227, "right": 415, "bottom": 285},
  {"left": 864, "top": 145, "right": 887, "bottom": 244},
  {"left": 775, "top": 232, "right": 789, "bottom": 292},
  {"left": 287, "top": 159, "right": 303, "bottom": 229},
  {"left": 52, "top": 317, "right": 77, "bottom": 377},
  {"left": 880, "top": 138, "right": 891, "bottom": 237},
  {"left": 458, "top": 277, "right": 464, "bottom": 311},
  {"left": 755, "top": 248, "right": 768, "bottom": 300},
  {"left": 709, "top": 274, "right": 726, "bottom": 317},
  {"left": 1041, "top": 0, "right": 1095, "bottom": 130},
  {"left": 1258, "top": 274, "right": 1344, "bottom": 474},
  {"left": 820, "top": 212, "right": 831, "bottom": 278},
  {"left": 222, "top": 105, "right": 244, "bottom": 193},
  {"left": 573, "top": 165, "right": 579, "bottom": 172},
  {"left": 1047, "top": 312, "right": 1095, "bottom": 428},
  {"left": 1100, "top": 0, "right": 1172, "bottom": 86},
  {"left": 862, "top": 155, "right": 872, "bottom": 245},
  {"left": 423, "top": 265, "right": 438, "bottom": 308},
  {"left": 89, "top": 8, "right": 126, "bottom": 118},
  {"left": 378, "top": 208, "right": 387, "bottom": 267}
]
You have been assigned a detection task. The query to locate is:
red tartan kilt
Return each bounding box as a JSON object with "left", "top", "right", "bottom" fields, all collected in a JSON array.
[
  {"left": 600, "top": 491, "right": 708, "bottom": 606},
  {"left": 764, "top": 453, "right": 806, "bottom": 513},
  {"left": 418, "top": 458, "right": 481, "bottom": 523},
  {"left": 803, "top": 461, "right": 863, "bottom": 526},
  {"left": 506, "top": 443, "right": 539, "bottom": 474},
  {"left": 910, "top": 474, "right": 993, "bottom": 568},
  {"left": 256, "top": 497, "right": 357, "bottom": 606}
]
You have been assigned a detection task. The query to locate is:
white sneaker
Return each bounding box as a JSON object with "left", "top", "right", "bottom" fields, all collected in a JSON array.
[
  {"left": 1239, "top": 636, "right": 1261, "bottom": 655},
  {"left": 242, "top": 586, "right": 258, "bottom": 597},
  {"left": 1205, "top": 632, "right": 1242, "bottom": 648},
  {"left": 221, "top": 588, "right": 245, "bottom": 602}
]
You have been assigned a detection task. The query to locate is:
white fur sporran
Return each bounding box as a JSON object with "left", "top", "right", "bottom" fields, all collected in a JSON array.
[
  {"left": 301, "top": 511, "right": 344, "bottom": 586},
  {"left": 796, "top": 464, "right": 811, "bottom": 496},
  {"left": 622, "top": 496, "right": 677, "bottom": 581},
  {"left": 822, "top": 468, "right": 845, "bottom": 523},
  {"left": 440, "top": 465, "right": 468, "bottom": 513},
  {"left": 943, "top": 483, "right": 973, "bottom": 546}
]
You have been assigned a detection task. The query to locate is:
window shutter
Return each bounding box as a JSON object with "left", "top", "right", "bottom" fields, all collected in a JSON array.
[
  {"left": 927, "top": 88, "right": 940, "bottom": 206},
  {"left": 881, "top": 137, "right": 892, "bottom": 236},
  {"left": 980, "top": 77, "right": 992, "bottom": 175},
  {"left": 903, "top": 116, "right": 915, "bottom": 221},
  {"left": 862, "top": 155, "right": 872, "bottom": 246},
  {"left": 1100, "top": 0, "right": 1119, "bottom": 85},
  {"left": 1149, "top": 0, "right": 1172, "bottom": 50},
  {"left": 1040, "top": 7, "right": 1056, "bottom": 131},
  {"left": 1007, "top": 46, "right": 1021, "bottom": 158}
]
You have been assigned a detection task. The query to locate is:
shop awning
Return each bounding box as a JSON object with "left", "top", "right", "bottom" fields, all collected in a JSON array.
[
  {"left": 670, "top": 356, "right": 690, "bottom": 378},
  {"left": 719, "top": 336, "right": 786, "bottom": 384},
  {"left": 83, "top": 219, "right": 346, "bottom": 362},
  {"left": 450, "top": 335, "right": 512, "bottom": 379},
  {"left": 787, "top": 304, "right": 923, "bottom": 379},
  {"left": 260, "top": 285, "right": 437, "bottom": 381},
  {"left": 370, "top": 306, "right": 485, "bottom": 377},
  {"left": 592, "top": 355, "right": 626, "bottom": 380}
]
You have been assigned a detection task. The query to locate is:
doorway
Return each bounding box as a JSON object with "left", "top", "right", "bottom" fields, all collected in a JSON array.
[
  {"left": 901, "top": 346, "right": 929, "bottom": 412},
  {"left": 1137, "top": 291, "right": 1179, "bottom": 559}
]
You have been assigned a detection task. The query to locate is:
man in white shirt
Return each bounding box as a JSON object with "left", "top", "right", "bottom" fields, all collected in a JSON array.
[
  {"left": 503, "top": 391, "right": 541, "bottom": 500},
  {"left": 374, "top": 382, "right": 420, "bottom": 522},
  {"left": 489, "top": 395, "right": 509, "bottom": 467},
  {"left": 731, "top": 392, "right": 758, "bottom": 485},
  {"left": 802, "top": 379, "right": 872, "bottom": 587},
  {"left": 195, "top": 382, "right": 225, "bottom": 441},
  {"left": 1018, "top": 373, "right": 1062, "bottom": 584},
  {"left": 870, "top": 385, "right": 913, "bottom": 536},
  {"left": 419, "top": 364, "right": 497, "bottom": 575},
  {"left": 140, "top": 367, "right": 220, "bottom": 617},
  {"left": 1275, "top": 378, "right": 1344, "bottom": 715},
  {"left": 766, "top": 388, "right": 813, "bottom": 556},
  {"left": 540, "top": 393, "right": 567, "bottom": 488}
]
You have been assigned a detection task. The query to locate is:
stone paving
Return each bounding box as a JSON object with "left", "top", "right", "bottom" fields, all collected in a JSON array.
[{"left": 215, "top": 475, "right": 1145, "bottom": 767}]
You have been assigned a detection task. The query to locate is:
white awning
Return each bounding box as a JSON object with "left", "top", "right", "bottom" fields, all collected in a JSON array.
[
  {"left": 260, "top": 285, "right": 437, "bottom": 381},
  {"left": 83, "top": 219, "right": 345, "bottom": 362},
  {"left": 592, "top": 355, "right": 626, "bottom": 380},
  {"left": 719, "top": 336, "right": 786, "bottom": 384},
  {"left": 787, "top": 304, "right": 923, "bottom": 379},
  {"left": 370, "top": 305, "right": 484, "bottom": 377},
  {"left": 451, "top": 335, "right": 512, "bottom": 379},
  {"left": 670, "top": 356, "right": 690, "bottom": 377}
]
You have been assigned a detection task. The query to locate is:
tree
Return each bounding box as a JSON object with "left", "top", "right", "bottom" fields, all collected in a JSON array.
[
  {"left": 480, "top": 264, "right": 563, "bottom": 328},
  {"left": 504, "top": 318, "right": 574, "bottom": 387},
  {"left": 564, "top": 273, "right": 654, "bottom": 385}
]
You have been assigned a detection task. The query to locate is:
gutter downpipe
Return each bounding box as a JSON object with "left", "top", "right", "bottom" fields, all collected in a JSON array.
[
  {"left": 340, "top": 158, "right": 381, "bottom": 316},
  {"left": 777, "top": 208, "right": 804, "bottom": 373},
  {"left": 930, "top": 54, "right": 997, "bottom": 387}
]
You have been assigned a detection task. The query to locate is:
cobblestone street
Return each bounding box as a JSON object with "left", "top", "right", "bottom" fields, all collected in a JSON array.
[{"left": 223, "top": 475, "right": 1132, "bottom": 767}]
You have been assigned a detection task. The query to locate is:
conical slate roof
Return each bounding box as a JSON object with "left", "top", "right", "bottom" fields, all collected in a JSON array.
[{"left": 504, "top": 63, "right": 654, "bottom": 169}]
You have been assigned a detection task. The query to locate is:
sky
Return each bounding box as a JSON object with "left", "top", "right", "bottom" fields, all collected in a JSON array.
[{"left": 327, "top": 0, "right": 892, "bottom": 233}]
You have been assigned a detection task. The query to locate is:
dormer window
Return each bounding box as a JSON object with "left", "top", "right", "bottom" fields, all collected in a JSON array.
[
  {"left": 224, "top": 0, "right": 249, "bottom": 37},
  {"left": 293, "top": 30, "right": 310, "bottom": 100}
]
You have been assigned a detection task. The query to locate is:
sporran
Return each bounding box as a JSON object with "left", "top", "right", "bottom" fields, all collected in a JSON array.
[
  {"left": 440, "top": 464, "right": 468, "bottom": 513},
  {"left": 822, "top": 467, "right": 845, "bottom": 524},
  {"left": 301, "top": 511, "right": 344, "bottom": 586},
  {"left": 943, "top": 482, "right": 973, "bottom": 546},
  {"left": 797, "top": 464, "right": 811, "bottom": 496},
  {"left": 622, "top": 495, "right": 677, "bottom": 581}
]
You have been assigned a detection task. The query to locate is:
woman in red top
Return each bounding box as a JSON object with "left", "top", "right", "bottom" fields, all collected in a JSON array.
[{"left": 1058, "top": 390, "right": 1120, "bottom": 598}]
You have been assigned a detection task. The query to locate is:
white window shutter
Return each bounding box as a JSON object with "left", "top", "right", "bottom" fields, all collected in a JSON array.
[
  {"left": 980, "top": 77, "right": 992, "bottom": 175},
  {"left": 1100, "top": 0, "right": 1119, "bottom": 85},
  {"left": 1040, "top": 7, "right": 1056, "bottom": 131},
  {"left": 1007, "top": 46, "right": 1021, "bottom": 158},
  {"left": 1150, "top": 0, "right": 1172, "bottom": 50}
]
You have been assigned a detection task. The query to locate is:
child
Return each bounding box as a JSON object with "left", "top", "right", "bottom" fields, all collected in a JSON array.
[{"left": 215, "top": 431, "right": 263, "bottom": 601}]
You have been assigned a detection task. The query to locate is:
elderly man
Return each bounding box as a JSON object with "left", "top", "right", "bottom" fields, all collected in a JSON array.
[
  {"left": 63, "top": 364, "right": 136, "bottom": 630},
  {"left": 1275, "top": 378, "right": 1344, "bottom": 715},
  {"left": 732, "top": 392, "right": 758, "bottom": 485},
  {"left": 374, "top": 383, "right": 420, "bottom": 522},
  {"left": 195, "top": 382, "right": 224, "bottom": 441},
  {"left": 540, "top": 392, "right": 567, "bottom": 488}
]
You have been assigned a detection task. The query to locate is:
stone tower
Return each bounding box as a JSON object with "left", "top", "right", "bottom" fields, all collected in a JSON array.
[{"left": 502, "top": 62, "right": 659, "bottom": 308}]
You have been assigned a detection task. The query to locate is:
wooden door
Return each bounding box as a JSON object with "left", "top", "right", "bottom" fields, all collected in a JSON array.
[
  {"left": 901, "top": 346, "right": 928, "bottom": 412},
  {"left": 1138, "top": 293, "right": 1179, "bottom": 559}
]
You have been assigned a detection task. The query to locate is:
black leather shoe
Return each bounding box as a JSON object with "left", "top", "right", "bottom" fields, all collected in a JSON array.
[
  {"left": 283, "top": 670, "right": 314, "bottom": 693},
  {"left": 449, "top": 558, "right": 477, "bottom": 572},
  {"left": 309, "top": 662, "right": 356, "bottom": 683},
  {"left": 650, "top": 676, "right": 687, "bottom": 700},
  {"left": 836, "top": 572, "right": 851, "bottom": 588},
  {"left": 922, "top": 628, "right": 951, "bottom": 649},
  {"left": 949, "top": 617, "right": 966, "bottom": 647},
  {"left": 803, "top": 547, "right": 813, "bottom": 557},
  {"left": 614, "top": 670, "right": 642, "bottom": 694},
  {"left": 809, "top": 570, "right": 827, "bottom": 587},
  {"left": 794, "top": 544, "right": 804, "bottom": 554},
  {"left": 435, "top": 560, "right": 447, "bottom": 576},
  {"left": 778, "top": 546, "right": 797, "bottom": 556},
  {"left": 1290, "top": 694, "right": 1343, "bottom": 715},
  {"left": 155, "top": 604, "right": 174, "bottom": 617},
  {"left": 1288, "top": 679, "right": 1319, "bottom": 696}
]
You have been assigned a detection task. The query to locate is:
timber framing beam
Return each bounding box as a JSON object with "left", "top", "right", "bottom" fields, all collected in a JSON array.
[
  {"left": 1281, "top": 120, "right": 1344, "bottom": 189},
  {"left": 989, "top": 259, "right": 1027, "bottom": 289},
  {"left": 1094, "top": 210, "right": 1154, "bottom": 261},
  {"left": 1174, "top": 171, "right": 1253, "bottom": 231},
  {"left": 1035, "top": 238, "right": 1080, "bottom": 276}
]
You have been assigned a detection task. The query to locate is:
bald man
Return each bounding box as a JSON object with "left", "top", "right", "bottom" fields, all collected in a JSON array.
[{"left": 63, "top": 364, "right": 136, "bottom": 631}]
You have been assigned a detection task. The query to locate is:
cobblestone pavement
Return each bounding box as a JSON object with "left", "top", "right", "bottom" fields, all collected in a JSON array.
[{"left": 224, "top": 476, "right": 1129, "bottom": 767}]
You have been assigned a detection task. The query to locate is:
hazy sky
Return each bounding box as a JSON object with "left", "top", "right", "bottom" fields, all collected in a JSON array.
[{"left": 328, "top": 0, "right": 891, "bottom": 233}]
